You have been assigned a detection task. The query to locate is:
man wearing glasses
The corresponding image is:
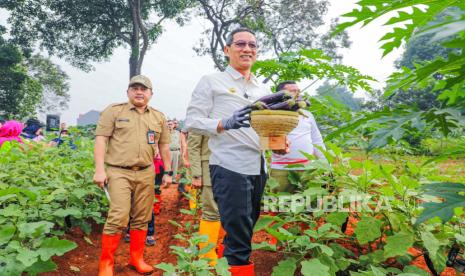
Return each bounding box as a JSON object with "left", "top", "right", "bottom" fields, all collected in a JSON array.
[{"left": 185, "top": 27, "right": 270, "bottom": 275}]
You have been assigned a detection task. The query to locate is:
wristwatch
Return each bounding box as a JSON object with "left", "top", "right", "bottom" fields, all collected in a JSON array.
[{"left": 163, "top": 171, "right": 174, "bottom": 176}]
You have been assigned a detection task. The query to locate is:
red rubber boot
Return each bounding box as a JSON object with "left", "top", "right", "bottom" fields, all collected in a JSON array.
[
  {"left": 98, "top": 233, "right": 121, "bottom": 276},
  {"left": 127, "top": 230, "right": 154, "bottom": 275},
  {"left": 229, "top": 262, "right": 254, "bottom": 276}
]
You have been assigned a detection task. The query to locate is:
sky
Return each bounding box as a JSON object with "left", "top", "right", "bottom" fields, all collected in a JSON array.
[{"left": 1, "top": 0, "right": 404, "bottom": 125}]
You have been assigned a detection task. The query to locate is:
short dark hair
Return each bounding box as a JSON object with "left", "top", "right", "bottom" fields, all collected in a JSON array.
[
  {"left": 225, "top": 27, "right": 256, "bottom": 46},
  {"left": 276, "top": 81, "right": 297, "bottom": 92}
]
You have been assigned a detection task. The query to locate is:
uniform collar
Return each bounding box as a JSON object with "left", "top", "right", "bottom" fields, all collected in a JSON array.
[
  {"left": 128, "top": 102, "right": 150, "bottom": 113},
  {"left": 225, "top": 65, "right": 259, "bottom": 87}
]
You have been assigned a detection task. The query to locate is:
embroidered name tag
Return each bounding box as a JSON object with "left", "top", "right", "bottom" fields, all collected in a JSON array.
[{"left": 117, "top": 118, "right": 130, "bottom": 122}]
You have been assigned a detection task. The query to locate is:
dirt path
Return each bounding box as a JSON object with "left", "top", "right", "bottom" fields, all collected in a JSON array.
[
  {"left": 45, "top": 184, "right": 183, "bottom": 276},
  {"left": 45, "top": 184, "right": 282, "bottom": 275}
]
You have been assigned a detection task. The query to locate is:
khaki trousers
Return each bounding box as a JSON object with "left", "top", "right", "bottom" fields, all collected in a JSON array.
[
  {"left": 170, "top": 150, "right": 180, "bottom": 176},
  {"left": 200, "top": 160, "right": 220, "bottom": 221},
  {"left": 103, "top": 166, "right": 155, "bottom": 234}
]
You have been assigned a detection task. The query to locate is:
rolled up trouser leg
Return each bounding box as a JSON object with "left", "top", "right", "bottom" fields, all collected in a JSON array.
[{"left": 210, "top": 165, "right": 266, "bottom": 266}]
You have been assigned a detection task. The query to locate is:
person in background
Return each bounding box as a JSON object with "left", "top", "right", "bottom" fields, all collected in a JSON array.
[
  {"left": 188, "top": 132, "right": 225, "bottom": 266},
  {"left": 0, "top": 120, "right": 24, "bottom": 147},
  {"left": 21, "top": 118, "right": 45, "bottom": 142},
  {"left": 166, "top": 119, "right": 182, "bottom": 190},
  {"left": 124, "top": 153, "right": 164, "bottom": 246},
  {"left": 180, "top": 126, "right": 189, "bottom": 169},
  {"left": 147, "top": 153, "right": 164, "bottom": 246},
  {"left": 60, "top": 122, "right": 67, "bottom": 131},
  {"left": 270, "top": 81, "right": 326, "bottom": 192},
  {"left": 49, "top": 129, "right": 77, "bottom": 149}
]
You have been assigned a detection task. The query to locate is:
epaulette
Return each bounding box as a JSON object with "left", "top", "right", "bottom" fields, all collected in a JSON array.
[{"left": 149, "top": 106, "right": 164, "bottom": 116}]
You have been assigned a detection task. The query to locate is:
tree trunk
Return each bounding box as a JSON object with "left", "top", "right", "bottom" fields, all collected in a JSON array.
[
  {"left": 127, "top": 0, "right": 148, "bottom": 78},
  {"left": 128, "top": 0, "right": 140, "bottom": 78}
]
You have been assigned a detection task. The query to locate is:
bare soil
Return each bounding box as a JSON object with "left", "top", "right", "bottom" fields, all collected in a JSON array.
[{"left": 43, "top": 184, "right": 282, "bottom": 276}]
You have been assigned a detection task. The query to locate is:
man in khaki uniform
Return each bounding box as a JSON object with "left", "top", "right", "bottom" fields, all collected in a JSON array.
[
  {"left": 93, "top": 75, "right": 172, "bottom": 276},
  {"left": 188, "top": 133, "right": 225, "bottom": 265}
]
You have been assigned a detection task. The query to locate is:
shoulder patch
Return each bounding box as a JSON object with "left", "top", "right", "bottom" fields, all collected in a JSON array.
[
  {"left": 149, "top": 107, "right": 165, "bottom": 117},
  {"left": 110, "top": 102, "right": 127, "bottom": 107}
]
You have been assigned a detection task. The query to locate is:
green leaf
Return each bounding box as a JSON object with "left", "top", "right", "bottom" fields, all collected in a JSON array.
[
  {"left": 26, "top": 259, "right": 57, "bottom": 276},
  {"left": 370, "top": 265, "right": 388, "bottom": 276},
  {"left": 17, "top": 247, "right": 39, "bottom": 267},
  {"left": 215, "top": 258, "right": 231, "bottom": 276},
  {"left": 0, "top": 224, "right": 16, "bottom": 246},
  {"left": 18, "top": 221, "right": 54, "bottom": 239},
  {"left": 37, "top": 237, "right": 77, "bottom": 261},
  {"left": 417, "top": 182, "right": 465, "bottom": 224},
  {"left": 326, "top": 212, "right": 349, "bottom": 227},
  {"left": 54, "top": 208, "right": 82, "bottom": 218},
  {"left": 155, "top": 262, "right": 176, "bottom": 274},
  {"left": 198, "top": 243, "right": 216, "bottom": 256},
  {"left": 252, "top": 241, "right": 277, "bottom": 251},
  {"left": 0, "top": 256, "right": 26, "bottom": 276},
  {"left": 402, "top": 265, "right": 429, "bottom": 276},
  {"left": 254, "top": 215, "right": 282, "bottom": 232},
  {"left": 384, "top": 232, "right": 414, "bottom": 258},
  {"left": 354, "top": 216, "right": 382, "bottom": 245},
  {"left": 301, "top": 259, "right": 330, "bottom": 276},
  {"left": 272, "top": 257, "right": 298, "bottom": 276}
]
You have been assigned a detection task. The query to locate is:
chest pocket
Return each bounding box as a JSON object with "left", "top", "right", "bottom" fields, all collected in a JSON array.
[{"left": 114, "top": 118, "right": 134, "bottom": 141}]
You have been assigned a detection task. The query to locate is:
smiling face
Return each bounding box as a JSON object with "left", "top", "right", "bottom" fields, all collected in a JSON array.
[
  {"left": 224, "top": 31, "right": 257, "bottom": 73},
  {"left": 127, "top": 84, "right": 153, "bottom": 107}
]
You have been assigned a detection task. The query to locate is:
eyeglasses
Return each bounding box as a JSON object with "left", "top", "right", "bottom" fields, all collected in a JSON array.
[{"left": 231, "top": 40, "right": 258, "bottom": 49}]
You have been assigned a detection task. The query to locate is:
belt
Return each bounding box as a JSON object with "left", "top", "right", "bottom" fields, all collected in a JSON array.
[
  {"left": 170, "top": 148, "right": 180, "bottom": 151},
  {"left": 107, "top": 164, "right": 151, "bottom": 171}
]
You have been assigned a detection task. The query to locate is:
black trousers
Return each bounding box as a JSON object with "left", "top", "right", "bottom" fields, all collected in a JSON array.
[{"left": 210, "top": 161, "right": 267, "bottom": 265}]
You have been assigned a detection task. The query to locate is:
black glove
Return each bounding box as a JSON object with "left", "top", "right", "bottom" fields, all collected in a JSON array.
[{"left": 221, "top": 106, "right": 252, "bottom": 130}]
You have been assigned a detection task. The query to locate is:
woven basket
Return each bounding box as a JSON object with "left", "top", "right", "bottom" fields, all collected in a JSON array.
[{"left": 250, "top": 110, "right": 299, "bottom": 149}]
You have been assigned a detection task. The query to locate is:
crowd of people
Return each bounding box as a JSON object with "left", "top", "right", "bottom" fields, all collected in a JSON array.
[
  {"left": 93, "top": 27, "right": 327, "bottom": 276},
  {"left": 0, "top": 117, "right": 74, "bottom": 148}
]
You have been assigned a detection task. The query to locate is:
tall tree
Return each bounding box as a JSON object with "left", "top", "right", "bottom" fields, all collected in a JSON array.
[
  {"left": 1, "top": 0, "right": 193, "bottom": 78},
  {"left": 0, "top": 26, "right": 70, "bottom": 119},
  {"left": 194, "top": 0, "right": 350, "bottom": 71},
  {"left": 385, "top": 34, "right": 454, "bottom": 110},
  {"left": 332, "top": 0, "right": 465, "bottom": 152},
  {"left": 27, "top": 55, "right": 70, "bottom": 114},
  {"left": 0, "top": 28, "right": 42, "bottom": 119}
]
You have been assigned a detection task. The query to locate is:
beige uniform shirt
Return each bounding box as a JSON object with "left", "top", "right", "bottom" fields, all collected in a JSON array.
[
  {"left": 187, "top": 133, "right": 211, "bottom": 177},
  {"left": 96, "top": 102, "right": 170, "bottom": 167}
]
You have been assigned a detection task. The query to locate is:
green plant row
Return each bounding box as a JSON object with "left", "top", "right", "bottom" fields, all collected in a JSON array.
[{"left": 0, "top": 140, "right": 107, "bottom": 275}]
